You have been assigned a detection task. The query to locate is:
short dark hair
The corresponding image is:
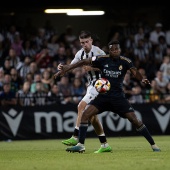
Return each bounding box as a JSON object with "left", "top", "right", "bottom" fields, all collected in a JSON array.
[
  {"left": 79, "top": 30, "right": 92, "bottom": 39},
  {"left": 108, "top": 40, "right": 120, "bottom": 47}
]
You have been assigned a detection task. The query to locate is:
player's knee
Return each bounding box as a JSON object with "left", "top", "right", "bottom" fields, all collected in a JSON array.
[
  {"left": 81, "top": 114, "right": 89, "bottom": 122},
  {"left": 78, "top": 101, "right": 86, "bottom": 111},
  {"left": 77, "top": 105, "right": 84, "bottom": 115},
  {"left": 77, "top": 104, "right": 80, "bottom": 111},
  {"left": 89, "top": 115, "right": 98, "bottom": 124},
  {"left": 131, "top": 118, "right": 143, "bottom": 127},
  {"left": 136, "top": 119, "right": 143, "bottom": 127}
]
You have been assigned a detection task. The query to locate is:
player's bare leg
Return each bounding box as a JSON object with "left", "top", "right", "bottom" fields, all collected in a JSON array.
[
  {"left": 76, "top": 100, "right": 87, "bottom": 128},
  {"left": 66, "top": 105, "right": 112, "bottom": 153},
  {"left": 62, "top": 100, "right": 110, "bottom": 147},
  {"left": 89, "top": 115, "right": 112, "bottom": 153},
  {"left": 125, "top": 112, "right": 161, "bottom": 152},
  {"left": 62, "top": 100, "right": 86, "bottom": 146},
  {"left": 89, "top": 115, "right": 103, "bottom": 135}
]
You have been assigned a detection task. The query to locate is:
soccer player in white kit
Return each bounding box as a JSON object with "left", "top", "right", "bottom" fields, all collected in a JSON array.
[{"left": 58, "top": 30, "right": 112, "bottom": 153}]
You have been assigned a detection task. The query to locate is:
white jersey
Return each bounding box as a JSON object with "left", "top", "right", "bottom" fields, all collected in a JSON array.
[{"left": 71, "top": 45, "right": 106, "bottom": 85}]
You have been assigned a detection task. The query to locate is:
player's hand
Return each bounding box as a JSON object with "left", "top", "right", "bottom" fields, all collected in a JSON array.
[
  {"left": 54, "top": 65, "right": 71, "bottom": 79},
  {"left": 141, "top": 78, "right": 150, "bottom": 85},
  {"left": 57, "top": 63, "right": 63, "bottom": 70}
]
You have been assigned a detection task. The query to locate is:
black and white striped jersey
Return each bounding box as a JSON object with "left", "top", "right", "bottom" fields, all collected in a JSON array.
[
  {"left": 17, "top": 90, "right": 34, "bottom": 106},
  {"left": 71, "top": 45, "right": 106, "bottom": 85}
]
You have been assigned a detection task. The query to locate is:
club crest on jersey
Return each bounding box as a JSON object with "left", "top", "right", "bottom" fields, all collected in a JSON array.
[{"left": 119, "top": 65, "right": 123, "bottom": 70}]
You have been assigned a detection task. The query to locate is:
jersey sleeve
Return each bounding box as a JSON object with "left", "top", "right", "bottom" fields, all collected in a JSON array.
[
  {"left": 96, "top": 47, "right": 106, "bottom": 55},
  {"left": 120, "top": 56, "right": 135, "bottom": 70},
  {"left": 126, "top": 58, "right": 135, "bottom": 70},
  {"left": 70, "top": 51, "right": 81, "bottom": 64},
  {"left": 91, "top": 56, "right": 101, "bottom": 67}
]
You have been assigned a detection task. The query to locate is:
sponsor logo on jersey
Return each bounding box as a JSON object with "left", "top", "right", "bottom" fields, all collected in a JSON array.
[
  {"left": 119, "top": 65, "right": 123, "bottom": 70},
  {"left": 103, "top": 69, "right": 121, "bottom": 78}
]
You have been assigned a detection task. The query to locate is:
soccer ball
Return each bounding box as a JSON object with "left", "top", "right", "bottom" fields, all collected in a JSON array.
[{"left": 94, "top": 78, "right": 111, "bottom": 94}]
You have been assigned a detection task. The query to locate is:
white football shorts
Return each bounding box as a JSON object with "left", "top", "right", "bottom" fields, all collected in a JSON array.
[{"left": 82, "top": 84, "right": 99, "bottom": 104}]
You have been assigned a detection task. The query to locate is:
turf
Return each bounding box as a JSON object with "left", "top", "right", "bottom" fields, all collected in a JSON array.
[{"left": 0, "top": 136, "right": 169, "bottom": 170}]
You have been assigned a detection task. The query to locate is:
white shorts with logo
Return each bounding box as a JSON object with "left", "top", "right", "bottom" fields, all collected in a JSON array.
[{"left": 82, "top": 84, "right": 99, "bottom": 104}]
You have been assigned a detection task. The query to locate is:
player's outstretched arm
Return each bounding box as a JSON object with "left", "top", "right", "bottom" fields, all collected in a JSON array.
[
  {"left": 53, "top": 58, "right": 91, "bottom": 79},
  {"left": 83, "top": 65, "right": 101, "bottom": 72},
  {"left": 130, "top": 67, "right": 150, "bottom": 85}
]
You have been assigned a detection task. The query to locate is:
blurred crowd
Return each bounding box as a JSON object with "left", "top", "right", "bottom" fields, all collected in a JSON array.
[{"left": 0, "top": 21, "right": 170, "bottom": 106}]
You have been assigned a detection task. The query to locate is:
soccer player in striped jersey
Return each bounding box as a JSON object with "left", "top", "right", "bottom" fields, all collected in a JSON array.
[
  {"left": 54, "top": 40, "right": 161, "bottom": 153},
  {"left": 57, "top": 30, "right": 111, "bottom": 153}
]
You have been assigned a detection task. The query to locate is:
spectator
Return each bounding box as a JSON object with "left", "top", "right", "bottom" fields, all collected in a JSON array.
[
  {"left": 6, "top": 25, "right": 18, "bottom": 43},
  {"left": 143, "top": 33, "right": 152, "bottom": 54},
  {"left": 57, "top": 76, "right": 72, "bottom": 103},
  {"left": 134, "top": 27, "right": 145, "bottom": 45},
  {"left": 47, "top": 84, "right": 65, "bottom": 105},
  {"left": 28, "top": 61, "right": 41, "bottom": 78},
  {"left": 51, "top": 60, "right": 59, "bottom": 75},
  {"left": 20, "top": 39, "right": 37, "bottom": 60},
  {"left": 16, "top": 81, "right": 34, "bottom": 106},
  {"left": 133, "top": 39, "right": 149, "bottom": 68},
  {"left": 47, "top": 34, "right": 59, "bottom": 57},
  {"left": 19, "top": 56, "right": 31, "bottom": 80},
  {"left": 3, "top": 74, "right": 12, "bottom": 85},
  {"left": 35, "top": 48, "right": 52, "bottom": 72},
  {"left": 128, "top": 85, "right": 144, "bottom": 104},
  {"left": 30, "top": 73, "right": 42, "bottom": 93},
  {"left": 158, "top": 35, "right": 167, "bottom": 56},
  {"left": 34, "top": 27, "right": 48, "bottom": 50},
  {"left": 159, "top": 56, "right": 170, "bottom": 81},
  {"left": 10, "top": 32, "right": 23, "bottom": 58},
  {"left": 152, "top": 44, "right": 164, "bottom": 69},
  {"left": 5, "top": 48, "right": 23, "bottom": 70},
  {"left": 149, "top": 80, "right": 161, "bottom": 103},
  {"left": 41, "top": 69, "right": 54, "bottom": 92},
  {"left": 154, "top": 70, "right": 169, "bottom": 95},
  {"left": 3, "top": 58, "right": 12, "bottom": 75},
  {"left": 54, "top": 46, "right": 67, "bottom": 64},
  {"left": 33, "top": 82, "right": 47, "bottom": 106},
  {"left": 0, "top": 82, "right": 17, "bottom": 106},
  {"left": 10, "top": 68, "right": 23, "bottom": 93},
  {"left": 25, "top": 72, "right": 34, "bottom": 84},
  {"left": 149, "top": 23, "right": 165, "bottom": 46},
  {"left": 71, "top": 78, "right": 86, "bottom": 104}
]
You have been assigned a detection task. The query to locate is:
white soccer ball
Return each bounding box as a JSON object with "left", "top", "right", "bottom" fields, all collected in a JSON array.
[{"left": 94, "top": 78, "right": 111, "bottom": 94}]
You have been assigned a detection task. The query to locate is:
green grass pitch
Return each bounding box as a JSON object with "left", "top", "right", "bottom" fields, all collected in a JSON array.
[{"left": 0, "top": 136, "right": 170, "bottom": 170}]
